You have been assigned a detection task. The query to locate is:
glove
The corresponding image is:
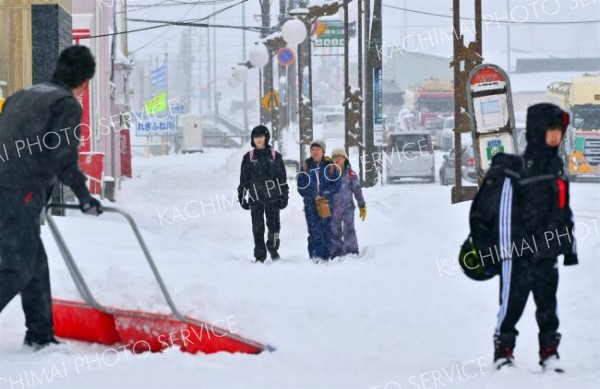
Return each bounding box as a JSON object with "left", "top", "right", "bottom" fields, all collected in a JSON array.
[
  {"left": 238, "top": 193, "right": 250, "bottom": 210},
  {"left": 563, "top": 253, "right": 578, "bottom": 266},
  {"left": 359, "top": 206, "right": 367, "bottom": 221},
  {"left": 241, "top": 202, "right": 250, "bottom": 210},
  {"left": 278, "top": 197, "right": 288, "bottom": 210},
  {"left": 80, "top": 196, "right": 103, "bottom": 216}
]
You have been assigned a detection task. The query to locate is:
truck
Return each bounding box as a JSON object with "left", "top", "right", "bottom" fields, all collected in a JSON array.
[
  {"left": 546, "top": 74, "right": 600, "bottom": 181},
  {"left": 404, "top": 79, "right": 454, "bottom": 133}
]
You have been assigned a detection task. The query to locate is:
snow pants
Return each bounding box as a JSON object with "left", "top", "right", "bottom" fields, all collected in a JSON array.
[
  {"left": 330, "top": 204, "right": 358, "bottom": 258},
  {"left": 303, "top": 201, "right": 331, "bottom": 260},
  {"left": 0, "top": 190, "right": 54, "bottom": 343},
  {"left": 495, "top": 255, "right": 559, "bottom": 339},
  {"left": 250, "top": 201, "right": 280, "bottom": 261}
]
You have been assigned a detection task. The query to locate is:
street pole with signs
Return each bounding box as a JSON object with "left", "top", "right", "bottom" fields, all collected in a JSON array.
[{"left": 467, "top": 64, "right": 518, "bottom": 181}]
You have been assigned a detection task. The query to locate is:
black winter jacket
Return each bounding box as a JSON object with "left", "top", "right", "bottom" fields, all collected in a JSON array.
[
  {"left": 237, "top": 147, "right": 288, "bottom": 207},
  {"left": 0, "top": 82, "right": 90, "bottom": 202},
  {"left": 470, "top": 105, "right": 577, "bottom": 265}
]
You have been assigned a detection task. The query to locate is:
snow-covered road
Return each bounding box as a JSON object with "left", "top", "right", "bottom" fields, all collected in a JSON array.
[{"left": 1, "top": 147, "right": 598, "bottom": 389}]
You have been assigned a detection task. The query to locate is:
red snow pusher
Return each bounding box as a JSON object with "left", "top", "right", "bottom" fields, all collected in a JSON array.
[{"left": 45, "top": 204, "right": 273, "bottom": 355}]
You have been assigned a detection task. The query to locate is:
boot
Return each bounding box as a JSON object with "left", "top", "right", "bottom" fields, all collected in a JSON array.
[
  {"left": 23, "top": 336, "right": 67, "bottom": 353},
  {"left": 266, "top": 232, "right": 280, "bottom": 261},
  {"left": 493, "top": 333, "right": 516, "bottom": 370},
  {"left": 539, "top": 332, "right": 564, "bottom": 373}
]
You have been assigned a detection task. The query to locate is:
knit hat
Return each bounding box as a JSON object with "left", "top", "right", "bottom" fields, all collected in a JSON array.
[
  {"left": 331, "top": 147, "right": 349, "bottom": 160},
  {"left": 310, "top": 139, "right": 326, "bottom": 153},
  {"left": 250, "top": 125, "right": 270, "bottom": 148}
]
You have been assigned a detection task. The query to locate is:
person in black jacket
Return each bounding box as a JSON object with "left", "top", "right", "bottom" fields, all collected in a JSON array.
[
  {"left": 0, "top": 45, "right": 103, "bottom": 351},
  {"left": 470, "top": 103, "right": 578, "bottom": 373},
  {"left": 238, "top": 125, "right": 288, "bottom": 262}
]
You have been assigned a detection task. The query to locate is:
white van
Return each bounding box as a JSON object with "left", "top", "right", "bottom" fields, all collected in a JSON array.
[{"left": 385, "top": 131, "right": 435, "bottom": 183}]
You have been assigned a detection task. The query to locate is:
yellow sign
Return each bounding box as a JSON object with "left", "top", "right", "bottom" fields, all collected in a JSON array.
[
  {"left": 260, "top": 91, "right": 280, "bottom": 112},
  {"left": 0, "top": 98, "right": 4, "bottom": 114},
  {"left": 144, "top": 91, "right": 167, "bottom": 115},
  {"left": 314, "top": 21, "right": 327, "bottom": 37}
]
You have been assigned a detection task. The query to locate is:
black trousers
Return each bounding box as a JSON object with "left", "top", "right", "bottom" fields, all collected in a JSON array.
[
  {"left": 495, "top": 255, "right": 559, "bottom": 337},
  {"left": 0, "top": 190, "right": 54, "bottom": 342},
  {"left": 250, "top": 201, "right": 280, "bottom": 260}
]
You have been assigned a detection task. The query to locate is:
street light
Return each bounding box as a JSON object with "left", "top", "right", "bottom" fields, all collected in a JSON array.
[
  {"left": 281, "top": 18, "right": 307, "bottom": 46},
  {"left": 227, "top": 76, "right": 241, "bottom": 88},
  {"left": 248, "top": 43, "right": 270, "bottom": 68},
  {"left": 233, "top": 65, "right": 249, "bottom": 82}
]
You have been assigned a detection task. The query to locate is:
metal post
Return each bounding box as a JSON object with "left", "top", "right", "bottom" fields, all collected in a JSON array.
[
  {"left": 507, "top": 0, "right": 511, "bottom": 77},
  {"left": 358, "top": 0, "right": 364, "bottom": 184},
  {"left": 344, "top": 0, "right": 350, "bottom": 155},
  {"left": 452, "top": 0, "right": 462, "bottom": 199}
]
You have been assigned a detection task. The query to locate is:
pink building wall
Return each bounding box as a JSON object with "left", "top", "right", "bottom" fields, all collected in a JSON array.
[{"left": 73, "top": 0, "right": 121, "bottom": 182}]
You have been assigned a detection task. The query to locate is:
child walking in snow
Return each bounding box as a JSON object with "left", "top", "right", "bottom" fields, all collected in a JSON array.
[{"left": 329, "top": 148, "right": 366, "bottom": 259}]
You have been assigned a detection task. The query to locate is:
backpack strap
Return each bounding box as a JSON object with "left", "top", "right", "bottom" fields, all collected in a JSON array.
[{"left": 249, "top": 149, "right": 276, "bottom": 161}]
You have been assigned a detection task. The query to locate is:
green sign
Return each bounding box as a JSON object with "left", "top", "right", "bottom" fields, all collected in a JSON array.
[
  {"left": 314, "top": 21, "right": 355, "bottom": 47},
  {"left": 485, "top": 139, "right": 505, "bottom": 161}
]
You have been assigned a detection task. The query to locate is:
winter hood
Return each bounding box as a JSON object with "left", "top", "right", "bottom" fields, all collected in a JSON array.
[{"left": 524, "top": 103, "right": 569, "bottom": 161}]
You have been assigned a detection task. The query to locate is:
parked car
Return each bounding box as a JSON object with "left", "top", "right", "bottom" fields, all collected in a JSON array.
[
  {"left": 437, "top": 117, "right": 454, "bottom": 151},
  {"left": 439, "top": 145, "right": 477, "bottom": 185},
  {"left": 385, "top": 131, "right": 435, "bottom": 183},
  {"left": 516, "top": 122, "right": 527, "bottom": 154},
  {"left": 322, "top": 112, "right": 345, "bottom": 138},
  {"left": 314, "top": 105, "right": 343, "bottom": 124}
]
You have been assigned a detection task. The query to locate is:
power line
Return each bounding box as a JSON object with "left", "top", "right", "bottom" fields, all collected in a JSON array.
[
  {"left": 130, "top": 1, "right": 200, "bottom": 54},
  {"left": 89, "top": 0, "right": 248, "bottom": 39},
  {"left": 382, "top": 3, "right": 600, "bottom": 25}
]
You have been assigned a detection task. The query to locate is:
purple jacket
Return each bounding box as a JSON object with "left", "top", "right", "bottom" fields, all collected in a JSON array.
[{"left": 331, "top": 167, "right": 365, "bottom": 211}]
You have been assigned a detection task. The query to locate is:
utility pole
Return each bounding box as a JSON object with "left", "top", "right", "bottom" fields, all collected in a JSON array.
[
  {"left": 357, "top": 0, "right": 364, "bottom": 184},
  {"left": 260, "top": 0, "right": 273, "bottom": 126},
  {"left": 450, "top": 0, "right": 483, "bottom": 203},
  {"left": 213, "top": 3, "right": 219, "bottom": 119},
  {"left": 297, "top": 0, "right": 312, "bottom": 162},
  {"left": 207, "top": 21, "right": 212, "bottom": 113},
  {"left": 198, "top": 5, "right": 203, "bottom": 115},
  {"left": 278, "top": 0, "right": 288, "bottom": 131},
  {"left": 242, "top": 2, "right": 249, "bottom": 131},
  {"left": 363, "top": 0, "right": 382, "bottom": 187}
]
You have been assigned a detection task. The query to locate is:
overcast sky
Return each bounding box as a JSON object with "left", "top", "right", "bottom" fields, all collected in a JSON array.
[{"left": 121, "top": 0, "right": 600, "bottom": 109}]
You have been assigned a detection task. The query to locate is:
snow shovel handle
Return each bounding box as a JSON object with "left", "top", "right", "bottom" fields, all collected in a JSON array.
[{"left": 44, "top": 203, "right": 186, "bottom": 320}]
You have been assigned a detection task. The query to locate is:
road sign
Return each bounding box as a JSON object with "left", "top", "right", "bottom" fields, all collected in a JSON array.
[
  {"left": 260, "top": 90, "right": 280, "bottom": 113},
  {"left": 134, "top": 117, "right": 176, "bottom": 137},
  {"left": 466, "top": 64, "right": 518, "bottom": 174},
  {"left": 277, "top": 48, "right": 295, "bottom": 66},
  {"left": 314, "top": 20, "right": 355, "bottom": 47}
]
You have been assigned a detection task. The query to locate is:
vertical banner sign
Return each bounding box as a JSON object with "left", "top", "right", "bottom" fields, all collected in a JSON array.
[
  {"left": 73, "top": 28, "right": 92, "bottom": 152},
  {"left": 373, "top": 68, "right": 383, "bottom": 125},
  {"left": 120, "top": 128, "right": 132, "bottom": 178}
]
